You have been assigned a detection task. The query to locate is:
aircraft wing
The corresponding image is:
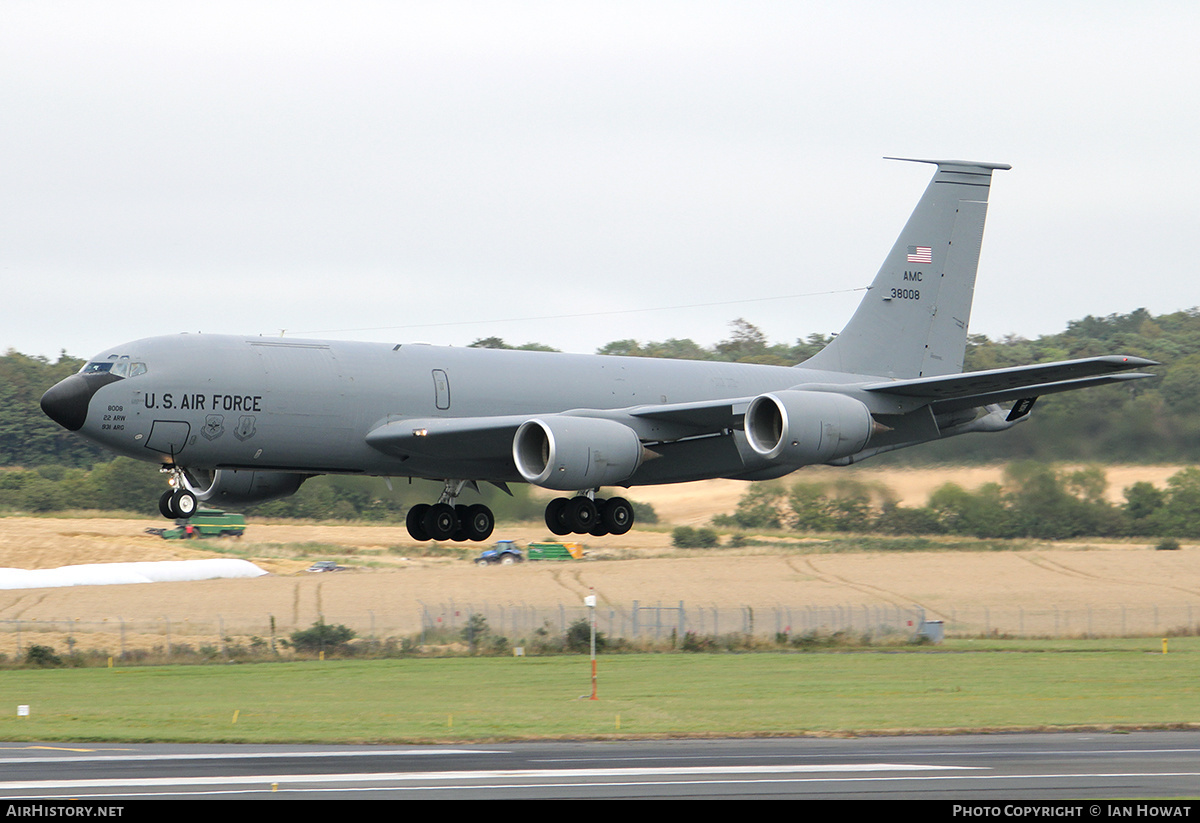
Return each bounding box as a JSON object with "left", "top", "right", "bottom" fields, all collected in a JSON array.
[
  {"left": 861, "top": 355, "right": 1158, "bottom": 411},
  {"left": 365, "top": 356, "right": 1157, "bottom": 466},
  {"left": 624, "top": 399, "right": 746, "bottom": 435},
  {"left": 365, "top": 398, "right": 750, "bottom": 462},
  {"left": 365, "top": 415, "right": 531, "bottom": 460}
]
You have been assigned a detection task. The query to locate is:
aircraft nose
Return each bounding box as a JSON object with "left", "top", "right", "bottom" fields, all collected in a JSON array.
[{"left": 40, "top": 374, "right": 100, "bottom": 432}]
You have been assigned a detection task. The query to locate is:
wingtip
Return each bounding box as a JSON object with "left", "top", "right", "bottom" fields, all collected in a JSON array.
[{"left": 1101, "top": 355, "right": 1160, "bottom": 368}]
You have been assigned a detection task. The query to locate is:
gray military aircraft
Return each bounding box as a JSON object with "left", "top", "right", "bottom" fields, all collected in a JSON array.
[{"left": 41, "top": 158, "right": 1156, "bottom": 542}]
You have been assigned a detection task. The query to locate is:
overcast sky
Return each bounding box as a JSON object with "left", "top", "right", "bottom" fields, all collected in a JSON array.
[{"left": 3, "top": 1, "right": 1197, "bottom": 361}]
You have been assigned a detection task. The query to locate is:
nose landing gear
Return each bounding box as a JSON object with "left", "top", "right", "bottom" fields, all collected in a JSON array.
[{"left": 158, "top": 466, "right": 198, "bottom": 519}]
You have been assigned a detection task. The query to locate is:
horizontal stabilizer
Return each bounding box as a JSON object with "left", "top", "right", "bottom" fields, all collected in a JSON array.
[
  {"left": 884, "top": 157, "right": 1011, "bottom": 172},
  {"left": 862, "top": 355, "right": 1158, "bottom": 404},
  {"left": 927, "top": 372, "right": 1156, "bottom": 414}
]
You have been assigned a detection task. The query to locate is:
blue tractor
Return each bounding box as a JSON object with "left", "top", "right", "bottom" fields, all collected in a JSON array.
[
  {"left": 474, "top": 540, "right": 525, "bottom": 566},
  {"left": 470, "top": 542, "right": 523, "bottom": 566}
]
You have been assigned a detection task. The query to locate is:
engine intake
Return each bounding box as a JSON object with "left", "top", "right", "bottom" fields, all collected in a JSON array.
[
  {"left": 513, "top": 416, "right": 644, "bottom": 491},
  {"left": 181, "top": 468, "right": 309, "bottom": 506},
  {"left": 744, "top": 390, "right": 875, "bottom": 465}
]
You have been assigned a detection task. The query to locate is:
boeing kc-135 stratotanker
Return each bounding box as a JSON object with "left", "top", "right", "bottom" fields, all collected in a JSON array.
[{"left": 41, "top": 158, "right": 1157, "bottom": 542}]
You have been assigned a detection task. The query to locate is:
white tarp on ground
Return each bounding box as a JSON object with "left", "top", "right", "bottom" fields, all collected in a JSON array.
[{"left": 0, "top": 559, "right": 268, "bottom": 590}]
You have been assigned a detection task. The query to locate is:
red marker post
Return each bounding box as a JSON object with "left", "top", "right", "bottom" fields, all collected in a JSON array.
[{"left": 585, "top": 590, "right": 598, "bottom": 700}]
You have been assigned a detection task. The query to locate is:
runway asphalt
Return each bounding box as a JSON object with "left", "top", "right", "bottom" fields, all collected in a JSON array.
[{"left": 1, "top": 731, "right": 1198, "bottom": 801}]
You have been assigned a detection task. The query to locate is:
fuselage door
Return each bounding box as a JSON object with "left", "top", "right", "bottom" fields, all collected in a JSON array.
[
  {"left": 432, "top": 369, "right": 451, "bottom": 410},
  {"left": 145, "top": 420, "right": 191, "bottom": 459}
]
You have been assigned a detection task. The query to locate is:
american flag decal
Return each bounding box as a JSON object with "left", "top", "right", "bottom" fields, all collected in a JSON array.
[{"left": 907, "top": 245, "right": 932, "bottom": 264}]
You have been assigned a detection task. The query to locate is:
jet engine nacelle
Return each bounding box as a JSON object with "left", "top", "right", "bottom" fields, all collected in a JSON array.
[
  {"left": 181, "top": 468, "right": 309, "bottom": 506},
  {"left": 513, "top": 416, "right": 644, "bottom": 491},
  {"left": 744, "top": 390, "right": 875, "bottom": 465}
]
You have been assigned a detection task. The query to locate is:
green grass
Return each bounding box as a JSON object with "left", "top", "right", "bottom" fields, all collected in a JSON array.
[{"left": 1, "top": 640, "right": 1197, "bottom": 743}]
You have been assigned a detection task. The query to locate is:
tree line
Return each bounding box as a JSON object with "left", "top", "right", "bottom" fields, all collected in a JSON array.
[
  {"left": 0, "top": 458, "right": 546, "bottom": 520},
  {"left": 475, "top": 307, "right": 1200, "bottom": 464},
  {"left": 714, "top": 462, "right": 1200, "bottom": 540},
  {"left": 2, "top": 305, "right": 1198, "bottom": 498}
]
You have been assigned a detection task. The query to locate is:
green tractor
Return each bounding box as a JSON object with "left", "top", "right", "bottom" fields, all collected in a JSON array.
[{"left": 146, "top": 509, "right": 246, "bottom": 540}]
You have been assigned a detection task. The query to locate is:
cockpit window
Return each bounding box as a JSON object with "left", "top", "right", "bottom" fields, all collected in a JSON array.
[{"left": 79, "top": 360, "right": 147, "bottom": 377}]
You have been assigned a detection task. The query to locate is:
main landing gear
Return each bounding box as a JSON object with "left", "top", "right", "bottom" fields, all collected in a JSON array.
[
  {"left": 158, "top": 466, "right": 197, "bottom": 519},
  {"left": 544, "top": 493, "right": 634, "bottom": 537},
  {"left": 404, "top": 483, "right": 637, "bottom": 543},
  {"left": 406, "top": 480, "right": 496, "bottom": 543}
]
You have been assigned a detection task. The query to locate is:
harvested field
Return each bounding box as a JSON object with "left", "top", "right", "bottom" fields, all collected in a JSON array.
[
  {"left": 625, "top": 464, "right": 1189, "bottom": 526},
  {"left": 0, "top": 465, "right": 1196, "bottom": 652}
]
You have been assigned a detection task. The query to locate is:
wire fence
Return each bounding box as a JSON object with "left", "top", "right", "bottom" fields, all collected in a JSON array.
[
  {"left": 417, "top": 601, "right": 931, "bottom": 644},
  {"left": 936, "top": 603, "right": 1200, "bottom": 638},
  {"left": 2, "top": 600, "right": 1197, "bottom": 659}
]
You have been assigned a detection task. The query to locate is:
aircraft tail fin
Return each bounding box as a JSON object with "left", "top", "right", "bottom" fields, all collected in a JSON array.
[{"left": 802, "top": 158, "right": 1010, "bottom": 379}]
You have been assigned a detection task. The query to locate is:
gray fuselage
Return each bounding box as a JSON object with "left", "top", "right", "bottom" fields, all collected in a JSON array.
[{"left": 67, "top": 333, "right": 869, "bottom": 486}]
